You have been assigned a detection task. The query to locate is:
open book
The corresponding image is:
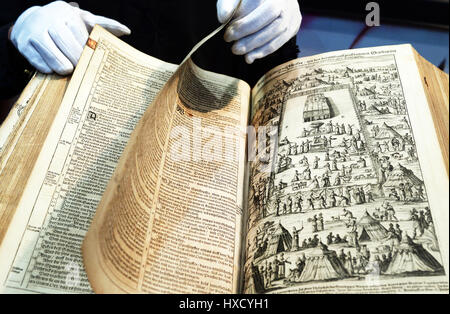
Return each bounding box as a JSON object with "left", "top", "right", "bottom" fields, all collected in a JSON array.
[{"left": 0, "top": 26, "right": 448, "bottom": 294}]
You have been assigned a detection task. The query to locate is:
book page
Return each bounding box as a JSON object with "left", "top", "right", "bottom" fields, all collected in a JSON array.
[
  {"left": 243, "top": 45, "right": 449, "bottom": 294},
  {"left": 0, "top": 73, "right": 48, "bottom": 171},
  {"left": 413, "top": 51, "right": 449, "bottom": 175},
  {"left": 83, "top": 57, "right": 250, "bottom": 294},
  {"left": 0, "top": 27, "right": 178, "bottom": 293},
  {"left": 0, "top": 75, "right": 70, "bottom": 246}
]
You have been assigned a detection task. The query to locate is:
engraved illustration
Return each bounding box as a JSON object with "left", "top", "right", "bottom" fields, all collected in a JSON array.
[{"left": 245, "top": 54, "right": 445, "bottom": 293}]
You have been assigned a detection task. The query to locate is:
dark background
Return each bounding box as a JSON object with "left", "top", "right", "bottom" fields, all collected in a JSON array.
[{"left": 302, "top": 0, "right": 449, "bottom": 29}]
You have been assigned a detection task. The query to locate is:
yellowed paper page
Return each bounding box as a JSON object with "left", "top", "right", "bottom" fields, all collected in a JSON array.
[
  {"left": 0, "top": 27, "right": 177, "bottom": 294},
  {"left": 0, "top": 73, "right": 47, "bottom": 171},
  {"left": 413, "top": 50, "right": 449, "bottom": 174},
  {"left": 83, "top": 56, "right": 250, "bottom": 293}
]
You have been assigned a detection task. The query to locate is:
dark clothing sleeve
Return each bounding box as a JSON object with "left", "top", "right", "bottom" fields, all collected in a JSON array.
[{"left": 0, "top": 23, "right": 34, "bottom": 99}]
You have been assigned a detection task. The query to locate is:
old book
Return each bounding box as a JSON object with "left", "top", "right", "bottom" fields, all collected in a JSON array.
[{"left": 0, "top": 25, "right": 448, "bottom": 294}]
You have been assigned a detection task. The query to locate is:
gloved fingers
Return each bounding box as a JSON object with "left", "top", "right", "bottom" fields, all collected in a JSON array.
[
  {"left": 10, "top": 6, "right": 41, "bottom": 43},
  {"left": 288, "top": 6, "right": 303, "bottom": 36},
  {"left": 13, "top": 6, "right": 40, "bottom": 27},
  {"left": 230, "top": 0, "right": 264, "bottom": 22},
  {"left": 224, "top": 1, "right": 281, "bottom": 42},
  {"left": 30, "top": 33, "right": 74, "bottom": 75},
  {"left": 217, "top": 0, "right": 241, "bottom": 24},
  {"left": 231, "top": 17, "right": 286, "bottom": 55},
  {"left": 78, "top": 8, "right": 131, "bottom": 37},
  {"left": 244, "top": 32, "right": 291, "bottom": 64},
  {"left": 65, "top": 15, "right": 90, "bottom": 48},
  {"left": 48, "top": 24, "right": 84, "bottom": 67},
  {"left": 22, "top": 44, "right": 52, "bottom": 74}
]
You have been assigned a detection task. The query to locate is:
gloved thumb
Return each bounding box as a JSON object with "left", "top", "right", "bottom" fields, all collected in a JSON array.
[
  {"left": 217, "top": 0, "right": 241, "bottom": 24},
  {"left": 77, "top": 8, "right": 131, "bottom": 37}
]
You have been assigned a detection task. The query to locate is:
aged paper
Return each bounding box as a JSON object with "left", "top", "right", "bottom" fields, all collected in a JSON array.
[
  {"left": 82, "top": 3, "right": 251, "bottom": 293},
  {"left": 1, "top": 2, "right": 247, "bottom": 293},
  {"left": 0, "top": 73, "right": 47, "bottom": 171},
  {"left": 413, "top": 51, "right": 449, "bottom": 174},
  {"left": 83, "top": 58, "right": 250, "bottom": 294},
  {"left": 0, "top": 27, "right": 177, "bottom": 293},
  {"left": 244, "top": 45, "right": 449, "bottom": 294}
]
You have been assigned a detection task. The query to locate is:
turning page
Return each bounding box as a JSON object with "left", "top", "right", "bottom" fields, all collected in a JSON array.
[
  {"left": 83, "top": 56, "right": 250, "bottom": 293},
  {"left": 244, "top": 45, "right": 449, "bottom": 294}
]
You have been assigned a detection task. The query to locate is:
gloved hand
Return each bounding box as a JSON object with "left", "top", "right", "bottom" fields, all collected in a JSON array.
[
  {"left": 10, "top": 1, "right": 131, "bottom": 75},
  {"left": 217, "top": 0, "right": 302, "bottom": 64}
]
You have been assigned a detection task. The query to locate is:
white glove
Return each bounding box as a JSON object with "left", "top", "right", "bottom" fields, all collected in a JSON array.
[
  {"left": 217, "top": 0, "right": 302, "bottom": 64},
  {"left": 10, "top": 1, "right": 131, "bottom": 75}
]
